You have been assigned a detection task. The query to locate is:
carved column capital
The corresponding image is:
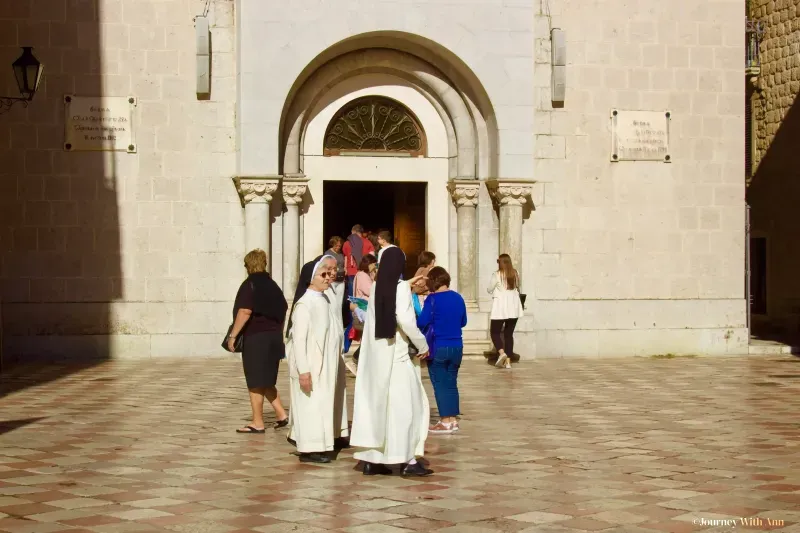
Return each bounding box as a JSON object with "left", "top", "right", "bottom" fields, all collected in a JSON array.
[
  {"left": 234, "top": 176, "right": 280, "bottom": 205},
  {"left": 488, "top": 179, "right": 535, "bottom": 207},
  {"left": 282, "top": 176, "right": 309, "bottom": 206},
  {"left": 448, "top": 179, "right": 480, "bottom": 208}
]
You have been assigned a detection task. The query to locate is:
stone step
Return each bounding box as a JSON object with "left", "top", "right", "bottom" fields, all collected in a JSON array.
[
  {"left": 463, "top": 330, "right": 490, "bottom": 341},
  {"left": 748, "top": 339, "right": 798, "bottom": 355},
  {"left": 463, "top": 339, "right": 493, "bottom": 357}
]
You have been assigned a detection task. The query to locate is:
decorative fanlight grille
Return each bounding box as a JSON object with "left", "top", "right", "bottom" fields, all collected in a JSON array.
[{"left": 323, "top": 96, "right": 426, "bottom": 156}]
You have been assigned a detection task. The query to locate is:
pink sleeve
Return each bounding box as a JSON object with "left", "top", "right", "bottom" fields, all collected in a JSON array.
[{"left": 362, "top": 276, "right": 371, "bottom": 297}]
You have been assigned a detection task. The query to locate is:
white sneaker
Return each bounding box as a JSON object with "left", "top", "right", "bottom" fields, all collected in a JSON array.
[{"left": 495, "top": 353, "right": 508, "bottom": 368}]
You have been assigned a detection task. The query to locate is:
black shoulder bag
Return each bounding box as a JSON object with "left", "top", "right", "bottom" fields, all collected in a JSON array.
[{"left": 223, "top": 281, "right": 254, "bottom": 353}]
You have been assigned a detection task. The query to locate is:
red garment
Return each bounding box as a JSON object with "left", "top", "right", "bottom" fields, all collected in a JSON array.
[{"left": 343, "top": 237, "right": 375, "bottom": 276}]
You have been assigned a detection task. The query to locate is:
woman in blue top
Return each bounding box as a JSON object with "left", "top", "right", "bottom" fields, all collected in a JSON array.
[{"left": 416, "top": 266, "right": 467, "bottom": 435}]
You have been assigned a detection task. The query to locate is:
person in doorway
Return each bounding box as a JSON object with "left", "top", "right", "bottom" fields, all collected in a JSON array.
[
  {"left": 412, "top": 251, "right": 435, "bottom": 294},
  {"left": 350, "top": 247, "right": 433, "bottom": 477},
  {"left": 325, "top": 236, "right": 346, "bottom": 284},
  {"left": 487, "top": 253, "right": 524, "bottom": 369},
  {"left": 354, "top": 254, "right": 378, "bottom": 299},
  {"left": 366, "top": 231, "right": 380, "bottom": 256},
  {"left": 343, "top": 225, "right": 375, "bottom": 297},
  {"left": 228, "top": 249, "right": 289, "bottom": 434},
  {"left": 285, "top": 255, "right": 349, "bottom": 463},
  {"left": 416, "top": 266, "right": 466, "bottom": 435},
  {"left": 376, "top": 230, "right": 396, "bottom": 263},
  {"left": 347, "top": 254, "right": 379, "bottom": 374}
]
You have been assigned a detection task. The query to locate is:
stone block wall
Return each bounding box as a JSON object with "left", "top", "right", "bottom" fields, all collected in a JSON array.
[
  {"left": 747, "top": 0, "right": 800, "bottom": 338},
  {"left": 517, "top": 0, "right": 748, "bottom": 356},
  {"left": 0, "top": 0, "right": 241, "bottom": 359}
]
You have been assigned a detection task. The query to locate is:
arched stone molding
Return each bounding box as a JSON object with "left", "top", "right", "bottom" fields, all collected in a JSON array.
[
  {"left": 298, "top": 70, "right": 459, "bottom": 177},
  {"left": 277, "top": 31, "right": 498, "bottom": 178},
  {"left": 282, "top": 48, "right": 476, "bottom": 179}
]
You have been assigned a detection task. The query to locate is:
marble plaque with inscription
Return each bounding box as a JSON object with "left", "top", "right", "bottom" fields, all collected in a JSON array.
[
  {"left": 64, "top": 95, "right": 137, "bottom": 152},
  {"left": 610, "top": 109, "right": 670, "bottom": 162}
]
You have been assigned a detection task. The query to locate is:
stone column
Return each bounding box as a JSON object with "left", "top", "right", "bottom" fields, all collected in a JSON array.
[
  {"left": 448, "top": 180, "right": 480, "bottom": 308},
  {"left": 234, "top": 176, "right": 279, "bottom": 256},
  {"left": 489, "top": 180, "right": 534, "bottom": 272},
  {"left": 281, "top": 176, "right": 309, "bottom": 299}
]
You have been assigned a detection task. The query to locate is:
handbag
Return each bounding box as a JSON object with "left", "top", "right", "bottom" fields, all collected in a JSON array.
[
  {"left": 410, "top": 295, "right": 436, "bottom": 359},
  {"left": 223, "top": 280, "right": 255, "bottom": 353},
  {"left": 222, "top": 323, "right": 243, "bottom": 353}
]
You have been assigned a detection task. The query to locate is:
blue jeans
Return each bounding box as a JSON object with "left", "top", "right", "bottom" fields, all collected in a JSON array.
[
  {"left": 427, "top": 346, "right": 462, "bottom": 418},
  {"left": 346, "top": 275, "right": 355, "bottom": 297},
  {"left": 343, "top": 324, "right": 353, "bottom": 353}
]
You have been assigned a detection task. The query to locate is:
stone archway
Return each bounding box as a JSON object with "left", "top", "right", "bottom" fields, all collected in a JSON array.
[
  {"left": 281, "top": 48, "right": 477, "bottom": 179},
  {"left": 275, "top": 34, "right": 501, "bottom": 305}
]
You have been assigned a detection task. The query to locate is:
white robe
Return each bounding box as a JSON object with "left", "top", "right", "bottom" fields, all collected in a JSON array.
[
  {"left": 286, "top": 290, "right": 342, "bottom": 453},
  {"left": 350, "top": 280, "right": 430, "bottom": 464},
  {"left": 325, "top": 284, "right": 349, "bottom": 439}
]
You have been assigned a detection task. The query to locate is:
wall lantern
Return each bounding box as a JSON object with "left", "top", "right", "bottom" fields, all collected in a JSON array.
[{"left": 0, "top": 47, "right": 44, "bottom": 115}]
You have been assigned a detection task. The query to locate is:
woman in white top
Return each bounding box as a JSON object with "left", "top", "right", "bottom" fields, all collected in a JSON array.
[{"left": 487, "top": 254, "right": 524, "bottom": 369}]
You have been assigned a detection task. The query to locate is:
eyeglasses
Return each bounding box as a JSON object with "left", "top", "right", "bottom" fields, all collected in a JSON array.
[{"left": 319, "top": 272, "right": 333, "bottom": 279}]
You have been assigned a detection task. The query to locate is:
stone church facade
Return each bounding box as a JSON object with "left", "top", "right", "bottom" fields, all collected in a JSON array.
[{"left": 0, "top": 0, "right": 747, "bottom": 360}]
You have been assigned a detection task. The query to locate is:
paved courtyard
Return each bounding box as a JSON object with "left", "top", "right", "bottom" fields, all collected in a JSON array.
[{"left": 1, "top": 355, "right": 799, "bottom": 533}]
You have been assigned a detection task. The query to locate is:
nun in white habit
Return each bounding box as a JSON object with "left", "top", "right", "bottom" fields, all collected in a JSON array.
[
  {"left": 350, "top": 246, "right": 434, "bottom": 476},
  {"left": 286, "top": 256, "right": 344, "bottom": 464},
  {"left": 322, "top": 256, "right": 350, "bottom": 447}
]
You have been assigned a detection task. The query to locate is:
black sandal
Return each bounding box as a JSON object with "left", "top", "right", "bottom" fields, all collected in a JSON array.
[
  {"left": 274, "top": 418, "right": 289, "bottom": 429},
  {"left": 236, "top": 425, "right": 266, "bottom": 434}
]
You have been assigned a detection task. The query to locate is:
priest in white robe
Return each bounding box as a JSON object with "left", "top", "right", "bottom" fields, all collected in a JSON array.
[
  {"left": 350, "top": 246, "right": 434, "bottom": 476},
  {"left": 286, "top": 256, "right": 342, "bottom": 464}
]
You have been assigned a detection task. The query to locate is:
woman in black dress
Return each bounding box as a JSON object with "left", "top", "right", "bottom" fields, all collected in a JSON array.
[{"left": 227, "top": 249, "right": 289, "bottom": 433}]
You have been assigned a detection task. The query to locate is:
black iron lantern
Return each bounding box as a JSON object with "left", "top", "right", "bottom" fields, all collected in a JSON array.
[
  {"left": 1, "top": 47, "right": 43, "bottom": 114},
  {"left": 12, "top": 47, "right": 43, "bottom": 99}
]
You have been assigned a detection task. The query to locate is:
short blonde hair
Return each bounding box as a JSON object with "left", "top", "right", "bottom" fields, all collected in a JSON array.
[{"left": 244, "top": 249, "right": 267, "bottom": 274}]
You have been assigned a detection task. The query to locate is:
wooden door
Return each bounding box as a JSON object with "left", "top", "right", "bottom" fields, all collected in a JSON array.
[{"left": 393, "top": 183, "right": 427, "bottom": 280}]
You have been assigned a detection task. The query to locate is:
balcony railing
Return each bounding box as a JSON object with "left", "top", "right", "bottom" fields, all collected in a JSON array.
[{"left": 746, "top": 18, "right": 765, "bottom": 75}]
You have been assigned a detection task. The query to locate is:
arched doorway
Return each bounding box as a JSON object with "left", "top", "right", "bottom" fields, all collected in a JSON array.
[
  {"left": 319, "top": 95, "right": 428, "bottom": 279},
  {"left": 300, "top": 75, "right": 449, "bottom": 281},
  {"left": 274, "top": 32, "right": 500, "bottom": 308}
]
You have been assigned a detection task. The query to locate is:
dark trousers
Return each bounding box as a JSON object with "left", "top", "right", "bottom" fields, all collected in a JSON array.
[
  {"left": 346, "top": 275, "right": 355, "bottom": 297},
  {"left": 490, "top": 318, "right": 518, "bottom": 355},
  {"left": 427, "top": 346, "right": 462, "bottom": 417}
]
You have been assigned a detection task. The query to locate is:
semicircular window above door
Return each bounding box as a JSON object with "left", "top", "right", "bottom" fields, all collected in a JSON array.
[{"left": 323, "top": 95, "right": 427, "bottom": 157}]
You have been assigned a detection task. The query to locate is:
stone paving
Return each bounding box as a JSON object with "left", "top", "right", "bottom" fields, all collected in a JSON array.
[{"left": 1, "top": 355, "right": 799, "bottom": 533}]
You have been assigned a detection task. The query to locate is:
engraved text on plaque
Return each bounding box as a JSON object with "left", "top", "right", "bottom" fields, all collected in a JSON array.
[
  {"left": 64, "top": 95, "right": 137, "bottom": 152},
  {"left": 610, "top": 109, "right": 670, "bottom": 162}
]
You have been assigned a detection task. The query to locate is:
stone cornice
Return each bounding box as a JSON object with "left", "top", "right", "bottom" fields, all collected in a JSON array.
[
  {"left": 487, "top": 179, "right": 535, "bottom": 207},
  {"left": 233, "top": 176, "right": 281, "bottom": 206},
  {"left": 447, "top": 179, "right": 480, "bottom": 208}
]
